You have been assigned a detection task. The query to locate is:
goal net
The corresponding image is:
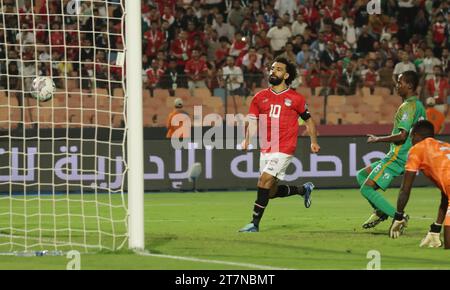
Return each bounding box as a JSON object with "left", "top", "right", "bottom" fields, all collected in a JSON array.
[{"left": 0, "top": 0, "right": 130, "bottom": 253}]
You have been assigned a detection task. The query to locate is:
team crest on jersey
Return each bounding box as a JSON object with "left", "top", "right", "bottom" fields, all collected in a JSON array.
[
  {"left": 284, "top": 99, "right": 292, "bottom": 107},
  {"left": 401, "top": 113, "right": 408, "bottom": 121}
]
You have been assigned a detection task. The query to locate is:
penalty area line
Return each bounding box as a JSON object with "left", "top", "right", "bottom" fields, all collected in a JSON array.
[{"left": 135, "top": 250, "right": 293, "bottom": 270}]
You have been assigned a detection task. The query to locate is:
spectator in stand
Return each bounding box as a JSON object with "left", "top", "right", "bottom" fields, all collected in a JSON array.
[
  {"left": 397, "top": 0, "right": 418, "bottom": 27},
  {"left": 291, "top": 13, "right": 307, "bottom": 37},
  {"left": 81, "top": 37, "right": 94, "bottom": 61},
  {"left": 160, "top": 57, "right": 188, "bottom": 94},
  {"left": 337, "top": 62, "right": 361, "bottom": 96},
  {"left": 181, "top": 7, "right": 200, "bottom": 30},
  {"left": 274, "top": 0, "right": 298, "bottom": 23},
  {"left": 361, "top": 60, "right": 379, "bottom": 95},
  {"left": 305, "top": 60, "right": 321, "bottom": 96},
  {"left": 162, "top": 6, "right": 175, "bottom": 26},
  {"left": 393, "top": 51, "right": 416, "bottom": 82},
  {"left": 342, "top": 16, "right": 357, "bottom": 50},
  {"left": 425, "top": 97, "right": 446, "bottom": 135},
  {"left": 171, "top": 30, "right": 194, "bottom": 69},
  {"left": 242, "top": 47, "right": 263, "bottom": 93},
  {"left": 334, "top": 34, "right": 349, "bottom": 60},
  {"left": 215, "top": 36, "right": 230, "bottom": 68},
  {"left": 263, "top": 4, "right": 277, "bottom": 28},
  {"left": 413, "top": 48, "right": 425, "bottom": 71},
  {"left": 161, "top": 20, "right": 175, "bottom": 47},
  {"left": 204, "top": 28, "right": 220, "bottom": 65},
  {"left": 249, "top": 0, "right": 264, "bottom": 18},
  {"left": 378, "top": 58, "right": 395, "bottom": 94},
  {"left": 310, "top": 32, "right": 326, "bottom": 60},
  {"left": 227, "top": 0, "right": 245, "bottom": 30},
  {"left": 145, "top": 59, "right": 164, "bottom": 97},
  {"left": 166, "top": 98, "right": 190, "bottom": 138},
  {"left": 278, "top": 42, "right": 297, "bottom": 65},
  {"left": 253, "top": 13, "right": 269, "bottom": 35},
  {"left": 212, "top": 13, "right": 235, "bottom": 42},
  {"left": 420, "top": 48, "right": 442, "bottom": 80},
  {"left": 426, "top": 65, "right": 449, "bottom": 115},
  {"left": 320, "top": 62, "right": 338, "bottom": 95},
  {"left": 300, "top": 0, "right": 320, "bottom": 28},
  {"left": 322, "top": 21, "right": 335, "bottom": 43},
  {"left": 351, "top": 0, "right": 369, "bottom": 28},
  {"left": 368, "top": 14, "right": 384, "bottom": 37},
  {"left": 412, "top": 9, "right": 429, "bottom": 37},
  {"left": 222, "top": 56, "right": 245, "bottom": 96},
  {"left": 320, "top": 42, "right": 338, "bottom": 70},
  {"left": 334, "top": 9, "right": 349, "bottom": 28},
  {"left": 266, "top": 18, "right": 292, "bottom": 57},
  {"left": 229, "top": 31, "right": 249, "bottom": 59},
  {"left": 357, "top": 25, "right": 375, "bottom": 56},
  {"left": 292, "top": 35, "right": 305, "bottom": 54},
  {"left": 432, "top": 13, "right": 446, "bottom": 57},
  {"left": 184, "top": 48, "right": 209, "bottom": 95},
  {"left": 144, "top": 23, "right": 164, "bottom": 59}
]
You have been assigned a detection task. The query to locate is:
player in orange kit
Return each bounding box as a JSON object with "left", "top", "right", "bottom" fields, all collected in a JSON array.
[{"left": 389, "top": 120, "right": 450, "bottom": 249}]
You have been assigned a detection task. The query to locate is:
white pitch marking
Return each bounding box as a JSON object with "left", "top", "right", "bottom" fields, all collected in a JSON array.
[{"left": 135, "top": 250, "right": 293, "bottom": 270}]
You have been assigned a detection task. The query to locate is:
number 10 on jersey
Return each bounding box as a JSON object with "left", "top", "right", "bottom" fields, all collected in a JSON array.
[{"left": 269, "top": 104, "right": 281, "bottom": 118}]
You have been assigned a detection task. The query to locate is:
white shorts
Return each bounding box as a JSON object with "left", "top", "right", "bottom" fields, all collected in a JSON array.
[{"left": 260, "top": 152, "right": 293, "bottom": 181}]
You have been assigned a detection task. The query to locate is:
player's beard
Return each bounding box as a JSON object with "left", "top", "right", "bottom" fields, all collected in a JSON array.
[{"left": 269, "top": 75, "right": 283, "bottom": 86}]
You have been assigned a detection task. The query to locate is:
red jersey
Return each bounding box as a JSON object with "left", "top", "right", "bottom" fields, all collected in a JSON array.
[
  {"left": 426, "top": 78, "right": 449, "bottom": 103},
  {"left": 144, "top": 30, "right": 164, "bottom": 57},
  {"left": 248, "top": 88, "right": 308, "bottom": 155},
  {"left": 184, "top": 59, "right": 208, "bottom": 80},
  {"left": 433, "top": 22, "right": 446, "bottom": 44}
]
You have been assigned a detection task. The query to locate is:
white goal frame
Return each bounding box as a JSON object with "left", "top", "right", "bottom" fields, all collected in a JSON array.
[{"left": 125, "top": 0, "right": 144, "bottom": 251}]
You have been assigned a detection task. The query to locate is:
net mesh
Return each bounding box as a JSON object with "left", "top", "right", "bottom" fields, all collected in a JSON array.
[{"left": 0, "top": 0, "right": 128, "bottom": 253}]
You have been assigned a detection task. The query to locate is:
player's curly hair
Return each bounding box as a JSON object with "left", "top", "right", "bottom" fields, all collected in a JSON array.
[
  {"left": 400, "top": 70, "right": 419, "bottom": 91},
  {"left": 273, "top": 57, "right": 297, "bottom": 86},
  {"left": 412, "top": 120, "right": 435, "bottom": 138}
]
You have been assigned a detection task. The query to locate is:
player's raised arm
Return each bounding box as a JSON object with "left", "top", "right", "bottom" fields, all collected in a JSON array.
[{"left": 366, "top": 129, "right": 408, "bottom": 144}]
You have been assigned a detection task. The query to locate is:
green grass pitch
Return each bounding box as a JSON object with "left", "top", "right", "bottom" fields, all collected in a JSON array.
[{"left": 0, "top": 188, "right": 449, "bottom": 269}]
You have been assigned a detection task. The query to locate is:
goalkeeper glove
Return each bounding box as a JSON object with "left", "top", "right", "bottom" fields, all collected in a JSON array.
[
  {"left": 389, "top": 212, "right": 409, "bottom": 239},
  {"left": 419, "top": 223, "right": 442, "bottom": 248}
]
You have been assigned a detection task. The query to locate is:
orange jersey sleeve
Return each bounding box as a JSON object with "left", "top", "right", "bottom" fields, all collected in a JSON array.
[
  {"left": 405, "top": 142, "right": 425, "bottom": 172},
  {"left": 426, "top": 108, "right": 445, "bottom": 134},
  {"left": 406, "top": 138, "right": 450, "bottom": 197}
]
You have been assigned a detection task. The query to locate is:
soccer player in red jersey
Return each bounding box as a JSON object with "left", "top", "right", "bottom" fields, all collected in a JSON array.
[{"left": 239, "top": 57, "right": 320, "bottom": 232}]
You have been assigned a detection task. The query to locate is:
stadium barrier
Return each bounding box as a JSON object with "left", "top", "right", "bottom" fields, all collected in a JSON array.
[{"left": 0, "top": 135, "right": 448, "bottom": 192}]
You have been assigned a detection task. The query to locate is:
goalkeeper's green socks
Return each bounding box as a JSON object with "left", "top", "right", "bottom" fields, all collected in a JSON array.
[{"left": 360, "top": 185, "right": 396, "bottom": 218}]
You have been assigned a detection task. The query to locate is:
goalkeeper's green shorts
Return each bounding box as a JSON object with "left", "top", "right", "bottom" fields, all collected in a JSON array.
[{"left": 367, "top": 158, "right": 405, "bottom": 191}]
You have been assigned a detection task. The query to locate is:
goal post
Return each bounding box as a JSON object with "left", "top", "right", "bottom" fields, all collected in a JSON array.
[
  {"left": 125, "top": 0, "right": 144, "bottom": 251},
  {"left": 0, "top": 0, "right": 145, "bottom": 254}
]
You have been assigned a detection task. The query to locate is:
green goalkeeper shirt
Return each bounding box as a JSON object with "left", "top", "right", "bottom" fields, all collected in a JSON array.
[{"left": 385, "top": 95, "right": 426, "bottom": 165}]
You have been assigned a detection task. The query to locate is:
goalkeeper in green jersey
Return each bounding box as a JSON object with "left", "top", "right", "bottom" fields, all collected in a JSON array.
[{"left": 356, "top": 70, "right": 427, "bottom": 229}]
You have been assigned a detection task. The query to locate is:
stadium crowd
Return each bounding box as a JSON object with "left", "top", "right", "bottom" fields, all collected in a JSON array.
[{"left": 0, "top": 0, "right": 449, "bottom": 123}]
